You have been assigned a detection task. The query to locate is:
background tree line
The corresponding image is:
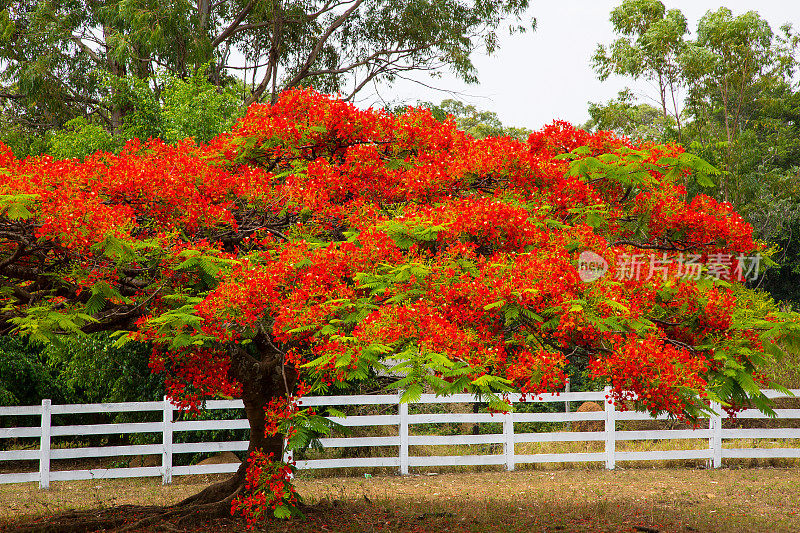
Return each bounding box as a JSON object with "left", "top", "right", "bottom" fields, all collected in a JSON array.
[
  {"left": 585, "top": 0, "right": 800, "bottom": 308},
  {"left": 0, "top": 0, "right": 532, "bottom": 155}
]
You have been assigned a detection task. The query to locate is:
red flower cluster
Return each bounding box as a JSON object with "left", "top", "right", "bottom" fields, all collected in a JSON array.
[
  {"left": 232, "top": 451, "right": 300, "bottom": 525},
  {"left": 589, "top": 334, "right": 710, "bottom": 414}
]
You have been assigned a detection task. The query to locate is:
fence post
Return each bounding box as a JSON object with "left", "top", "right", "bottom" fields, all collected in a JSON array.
[
  {"left": 162, "top": 396, "right": 173, "bottom": 485},
  {"left": 503, "top": 408, "right": 515, "bottom": 471},
  {"left": 39, "top": 399, "right": 51, "bottom": 490},
  {"left": 283, "top": 438, "right": 291, "bottom": 463},
  {"left": 709, "top": 401, "right": 722, "bottom": 469},
  {"left": 283, "top": 438, "right": 295, "bottom": 479},
  {"left": 399, "top": 394, "right": 409, "bottom": 475},
  {"left": 604, "top": 387, "right": 615, "bottom": 470},
  {"left": 564, "top": 378, "right": 571, "bottom": 430}
]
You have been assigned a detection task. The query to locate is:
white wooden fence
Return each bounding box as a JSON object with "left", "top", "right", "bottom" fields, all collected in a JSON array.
[{"left": 1, "top": 389, "right": 799, "bottom": 489}]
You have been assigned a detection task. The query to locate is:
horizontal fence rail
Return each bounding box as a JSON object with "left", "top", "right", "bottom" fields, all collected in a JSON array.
[{"left": 1, "top": 389, "right": 798, "bottom": 488}]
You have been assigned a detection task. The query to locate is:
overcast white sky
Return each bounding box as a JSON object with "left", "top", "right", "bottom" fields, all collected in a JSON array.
[{"left": 363, "top": 1, "right": 800, "bottom": 131}]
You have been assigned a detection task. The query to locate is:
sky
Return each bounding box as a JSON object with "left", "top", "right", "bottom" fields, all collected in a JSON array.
[{"left": 362, "top": 1, "right": 800, "bottom": 131}]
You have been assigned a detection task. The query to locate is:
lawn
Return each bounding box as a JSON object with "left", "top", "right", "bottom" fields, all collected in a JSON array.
[{"left": 1, "top": 467, "right": 799, "bottom": 532}]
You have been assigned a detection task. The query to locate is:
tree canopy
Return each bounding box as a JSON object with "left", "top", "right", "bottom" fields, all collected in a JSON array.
[{"left": 0, "top": 89, "right": 795, "bottom": 523}]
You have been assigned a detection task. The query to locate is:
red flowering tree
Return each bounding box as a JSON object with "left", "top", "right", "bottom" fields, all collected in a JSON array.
[{"left": 0, "top": 89, "right": 795, "bottom": 526}]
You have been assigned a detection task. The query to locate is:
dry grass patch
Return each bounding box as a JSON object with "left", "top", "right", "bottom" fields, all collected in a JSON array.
[
  {"left": 290, "top": 468, "right": 800, "bottom": 532},
  {"left": 0, "top": 474, "right": 223, "bottom": 523}
]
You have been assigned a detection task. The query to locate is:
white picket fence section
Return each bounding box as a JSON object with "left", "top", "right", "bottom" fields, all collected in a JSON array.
[{"left": 1, "top": 388, "right": 799, "bottom": 488}]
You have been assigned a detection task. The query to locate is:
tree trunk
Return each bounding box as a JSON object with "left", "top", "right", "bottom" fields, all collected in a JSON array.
[
  {"left": 175, "top": 386, "right": 284, "bottom": 512},
  {"left": 176, "top": 346, "right": 295, "bottom": 510},
  {"left": 242, "top": 371, "right": 286, "bottom": 460},
  {"left": 103, "top": 25, "right": 129, "bottom": 135},
  {"left": 658, "top": 74, "right": 668, "bottom": 121}
]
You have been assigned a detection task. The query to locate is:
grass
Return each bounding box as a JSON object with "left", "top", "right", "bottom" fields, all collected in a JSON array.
[{"left": 2, "top": 467, "right": 799, "bottom": 532}]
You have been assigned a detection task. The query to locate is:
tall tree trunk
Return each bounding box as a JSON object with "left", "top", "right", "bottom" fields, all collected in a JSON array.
[
  {"left": 669, "top": 79, "right": 682, "bottom": 143},
  {"left": 658, "top": 75, "right": 668, "bottom": 121},
  {"left": 104, "top": 25, "right": 128, "bottom": 135},
  {"left": 198, "top": 0, "right": 211, "bottom": 33}
]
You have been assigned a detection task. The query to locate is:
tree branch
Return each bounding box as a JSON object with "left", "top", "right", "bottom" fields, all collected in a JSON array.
[
  {"left": 0, "top": 243, "right": 27, "bottom": 273},
  {"left": 302, "top": 45, "right": 429, "bottom": 78},
  {"left": 211, "top": 0, "right": 256, "bottom": 49},
  {"left": 283, "top": 0, "right": 366, "bottom": 89},
  {"left": 82, "top": 283, "right": 166, "bottom": 333},
  {"left": 70, "top": 36, "right": 105, "bottom": 67},
  {"left": 608, "top": 239, "right": 714, "bottom": 251}
]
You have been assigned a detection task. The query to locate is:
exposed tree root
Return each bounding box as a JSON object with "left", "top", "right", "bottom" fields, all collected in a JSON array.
[
  {"left": 174, "top": 467, "right": 244, "bottom": 509},
  {"left": 116, "top": 494, "right": 238, "bottom": 532}
]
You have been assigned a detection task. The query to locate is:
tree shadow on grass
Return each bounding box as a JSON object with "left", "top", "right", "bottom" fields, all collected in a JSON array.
[{"left": 2, "top": 496, "right": 747, "bottom": 533}]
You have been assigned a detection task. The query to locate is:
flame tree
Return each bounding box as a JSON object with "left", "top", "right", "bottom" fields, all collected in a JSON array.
[{"left": 0, "top": 89, "right": 795, "bottom": 527}]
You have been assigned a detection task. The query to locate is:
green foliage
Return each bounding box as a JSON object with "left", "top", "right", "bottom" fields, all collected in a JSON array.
[
  {"left": 161, "top": 70, "right": 243, "bottom": 144},
  {"left": 49, "top": 117, "right": 124, "bottom": 160},
  {"left": 44, "top": 334, "right": 164, "bottom": 404},
  {"left": 104, "top": 73, "right": 163, "bottom": 142},
  {"left": 0, "top": 193, "right": 38, "bottom": 221},
  {"left": 106, "top": 67, "right": 245, "bottom": 144},
  {"left": 0, "top": 67, "right": 245, "bottom": 158},
  {"left": 0, "top": 336, "right": 66, "bottom": 406},
  {"left": 420, "top": 99, "right": 532, "bottom": 140},
  {"left": 761, "top": 218, "right": 800, "bottom": 306},
  {"left": 0, "top": 120, "right": 51, "bottom": 160},
  {"left": 0, "top": 329, "right": 162, "bottom": 408},
  {"left": 583, "top": 89, "right": 676, "bottom": 142}
]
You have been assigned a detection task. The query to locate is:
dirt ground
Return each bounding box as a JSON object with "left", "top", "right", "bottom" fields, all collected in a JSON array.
[{"left": 1, "top": 467, "right": 799, "bottom": 532}]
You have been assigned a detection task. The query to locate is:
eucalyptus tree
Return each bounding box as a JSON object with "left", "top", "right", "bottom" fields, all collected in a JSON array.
[
  {"left": 592, "top": 0, "right": 688, "bottom": 139},
  {"left": 0, "top": 0, "right": 534, "bottom": 136},
  {"left": 679, "top": 8, "right": 797, "bottom": 203}
]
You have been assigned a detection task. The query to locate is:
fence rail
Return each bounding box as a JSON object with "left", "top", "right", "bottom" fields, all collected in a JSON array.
[{"left": 1, "top": 388, "right": 799, "bottom": 488}]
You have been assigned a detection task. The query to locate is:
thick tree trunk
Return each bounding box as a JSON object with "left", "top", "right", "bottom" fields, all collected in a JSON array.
[
  {"left": 243, "top": 377, "right": 286, "bottom": 459},
  {"left": 174, "top": 394, "right": 281, "bottom": 510},
  {"left": 177, "top": 345, "right": 294, "bottom": 510}
]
